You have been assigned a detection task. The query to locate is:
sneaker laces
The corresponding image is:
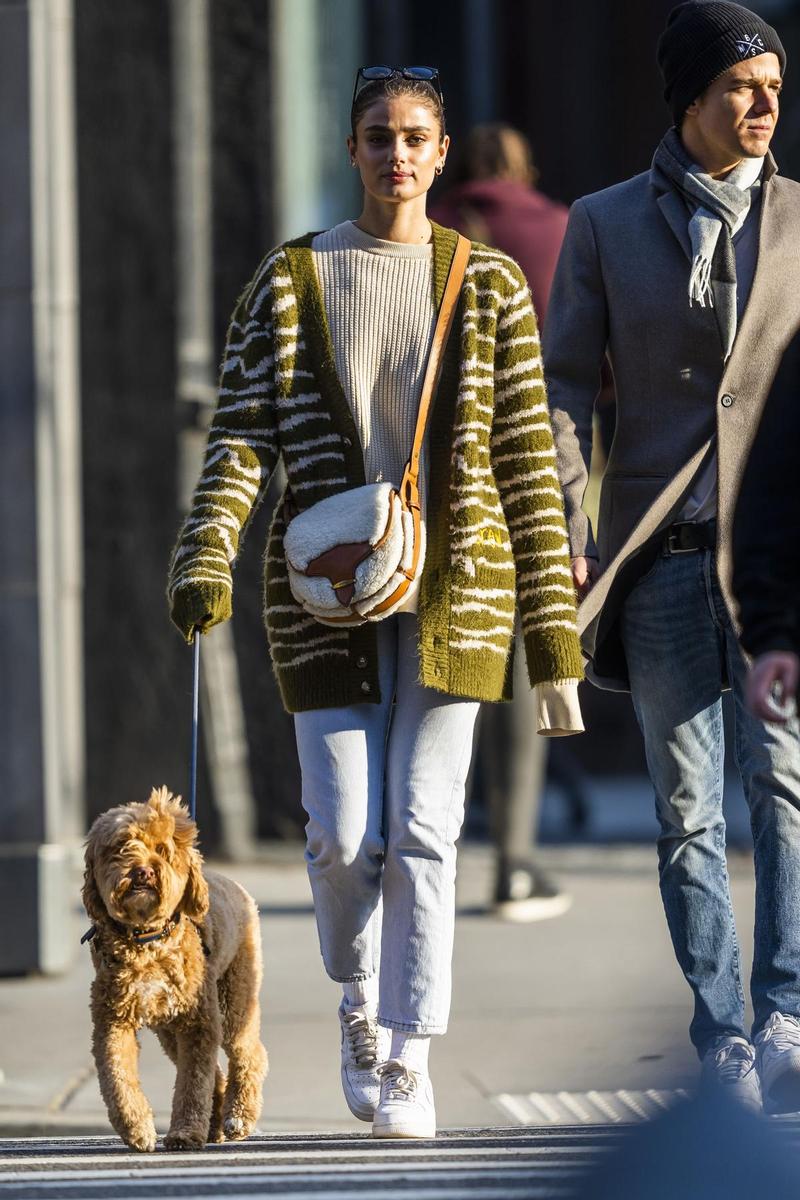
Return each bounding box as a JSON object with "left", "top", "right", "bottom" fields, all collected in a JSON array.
[
  {"left": 341, "top": 1009, "right": 379, "bottom": 1069},
  {"left": 759, "top": 1014, "right": 800, "bottom": 1054},
  {"left": 378, "top": 1059, "right": 419, "bottom": 1102},
  {"left": 711, "top": 1039, "right": 756, "bottom": 1083}
]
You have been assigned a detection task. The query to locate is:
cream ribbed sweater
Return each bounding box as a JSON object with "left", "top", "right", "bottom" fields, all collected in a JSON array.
[
  {"left": 312, "top": 220, "right": 435, "bottom": 504},
  {"left": 312, "top": 220, "right": 435, "bottom": 614}
]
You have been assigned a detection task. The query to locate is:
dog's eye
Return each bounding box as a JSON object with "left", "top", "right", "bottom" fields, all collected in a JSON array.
[{"left": 155, "top": 843, "right": 170, "bottom": 859}]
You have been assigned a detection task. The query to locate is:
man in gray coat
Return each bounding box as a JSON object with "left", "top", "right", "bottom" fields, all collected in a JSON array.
[{"left": 545, "top": 0, "right": 800, "bottom": 1112}]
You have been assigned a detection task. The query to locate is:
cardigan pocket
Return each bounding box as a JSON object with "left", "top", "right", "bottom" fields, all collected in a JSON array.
[
  {"left": 448, "top": 557, "right": 517, "bottom": 658},
  {"left": 450, "top": 530, "right": 515, "bottom": 584}
]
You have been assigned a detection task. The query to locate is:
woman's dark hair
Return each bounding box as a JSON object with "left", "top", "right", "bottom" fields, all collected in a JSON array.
[{"left": 351, "top": 76, "right": 446, "bottom": 141}]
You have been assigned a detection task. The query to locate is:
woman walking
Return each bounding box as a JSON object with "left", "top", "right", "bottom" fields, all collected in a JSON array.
[{"left": 168, "top": 66, "right": 583, "bottom": 1139}]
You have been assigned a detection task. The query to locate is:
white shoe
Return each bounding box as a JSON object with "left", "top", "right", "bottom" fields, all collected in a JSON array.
[
  {"left": 755, "top": 1012, "right": 800, "bottom": 1113},
  {"left": 339, "top": 1004, "right": 385, "bottom": 1122},
  {"left": 372, "top": 1059, "right": 436, "bottom": 1139},
  {"left": 700, "top": 1035, "right": 762, "bottom": 1113}
]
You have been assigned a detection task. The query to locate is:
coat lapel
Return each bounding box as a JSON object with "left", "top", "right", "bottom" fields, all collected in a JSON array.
[{"left": 655, "top": 189, "right": 692, "bottom": 261}]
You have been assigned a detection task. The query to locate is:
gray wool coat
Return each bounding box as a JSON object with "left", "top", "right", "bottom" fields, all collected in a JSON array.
[{"left": 544, "top": 151, "right": 800, "bottom": 691}]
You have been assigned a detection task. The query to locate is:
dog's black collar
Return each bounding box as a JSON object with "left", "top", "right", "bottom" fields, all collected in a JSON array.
[
  {"left": 128, "top": 913, "right": 183, "bottom": 945},
  {"left": 81, "top": 913, "right": 210, "bottom": 957},
  {"left": 80, "top": 912, "right": 181, "bottom": 947}
]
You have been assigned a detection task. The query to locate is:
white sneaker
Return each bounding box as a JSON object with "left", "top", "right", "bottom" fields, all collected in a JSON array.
[
  {"left": 372, "top": 1059, "right": 436, "bottom": 1139},
  {"left": 339, "top": 1005, "right": 385, "bottom": 1122},
  {"left": 700, "top": 1035, "right": 761, "bottom": 1113},
  {"left": 755, "top": 1012, "right": 800, "bottom": 1113}
]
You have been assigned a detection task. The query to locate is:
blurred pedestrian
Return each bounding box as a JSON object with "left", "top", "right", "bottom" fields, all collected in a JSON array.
[
  {"left": 733, "top": 328, "right": 800, "bottom": 723},
  {"left": 431, "top": 124, "right": 578, "bottom": 921},
  {"left": 545, "top": 0, "right": 800, "bottom": 1113},
  {"left": 573, "top": 1094, "right": 800, "bottom": 1199},
  {"left": 430, "top": 122, "right": 567, "bottom": 318},
  {"left": 168, "top": 67, "right": 583, "bottom": 1138}
]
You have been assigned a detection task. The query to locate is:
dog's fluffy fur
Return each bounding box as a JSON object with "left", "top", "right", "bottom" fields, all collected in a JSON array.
[{"left": 82, "top": 787, "right": 268, "bottom": 1151}]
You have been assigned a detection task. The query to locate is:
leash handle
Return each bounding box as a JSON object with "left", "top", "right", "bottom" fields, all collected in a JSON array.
[{"left": 189, "top": 629, "right": 201, "bottom": 821}]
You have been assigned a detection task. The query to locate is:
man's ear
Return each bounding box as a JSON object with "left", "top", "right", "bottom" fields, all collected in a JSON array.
[
  {"left": 181, "top": 849, "right": 209, "bottom": 922},
  {"left": 82, "top": 852, "right": 106, "bottom": 922}
]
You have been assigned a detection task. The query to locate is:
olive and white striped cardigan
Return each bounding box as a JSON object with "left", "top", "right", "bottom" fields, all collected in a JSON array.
[{"left": 169, "top": 223, "right": 583, "bottom": 712}]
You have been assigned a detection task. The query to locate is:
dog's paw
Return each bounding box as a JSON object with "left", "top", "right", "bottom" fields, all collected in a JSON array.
[
  {"left": 164, "top": 1127, "right": 206, "bottom": 1151},
  {"left": 223, "top": 1115, "right": 252, "bottom": 1141},
  {"left": 207, "top": 1109, "right": 225, "bottom": 1143},
  {"left": 124, "top": 1120, "right": 158, "bottom": 1153}
]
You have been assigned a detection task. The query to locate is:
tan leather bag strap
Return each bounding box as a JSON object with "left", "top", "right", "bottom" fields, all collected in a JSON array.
[{"left": 402, "top": 233, "right": 471, "bottom": 497}]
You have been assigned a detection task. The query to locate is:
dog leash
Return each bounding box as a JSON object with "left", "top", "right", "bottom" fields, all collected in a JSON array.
[{"left": 189, "top": 629, "right": 201, "bottom": 822}]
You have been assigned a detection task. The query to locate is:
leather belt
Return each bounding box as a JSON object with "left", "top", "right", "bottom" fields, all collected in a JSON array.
[{"left": 661, "top": 519, "right": 716, "bottom": 556}]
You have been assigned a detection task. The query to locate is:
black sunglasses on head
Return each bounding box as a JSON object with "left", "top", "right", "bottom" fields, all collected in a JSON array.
[{"left": 352, "top": 65, "right": 444, "bottom": 108}]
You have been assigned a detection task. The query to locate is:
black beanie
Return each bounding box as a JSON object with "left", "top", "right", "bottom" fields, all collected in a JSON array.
[{"left": 658, "top": 1, "right": 786, "bottom": 124}]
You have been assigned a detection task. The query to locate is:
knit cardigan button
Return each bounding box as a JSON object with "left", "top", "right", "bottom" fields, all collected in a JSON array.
[
  {"left": 360, "top": 680, "right": 371, "bottom": 694},
  {"left": 720, "top": 393, "right": 734, "bottom": 408},
  {"left": 356, "top": 656, "right": 368, "bottom": 669}
]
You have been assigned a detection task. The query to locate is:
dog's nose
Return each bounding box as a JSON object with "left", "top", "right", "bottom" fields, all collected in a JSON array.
[{"left": 130, "top": 865, "right": 156, "bottom": 886}]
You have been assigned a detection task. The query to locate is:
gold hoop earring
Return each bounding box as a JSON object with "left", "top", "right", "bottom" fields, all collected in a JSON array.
[
  {"left": 351, "top": 159, "right": 358, "bottom": 168},
  {"left": 435, "top": 164, "right": 444, "bottom": 176}
]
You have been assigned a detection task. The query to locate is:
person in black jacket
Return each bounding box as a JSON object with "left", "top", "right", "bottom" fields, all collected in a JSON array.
[{"left": 733, "top": 327, "right": 800, "bottom": 723}]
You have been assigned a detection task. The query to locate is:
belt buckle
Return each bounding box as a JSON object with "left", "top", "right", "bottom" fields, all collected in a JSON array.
[{"left": 665, "top": 526, "right": 692, "bottom": 555}]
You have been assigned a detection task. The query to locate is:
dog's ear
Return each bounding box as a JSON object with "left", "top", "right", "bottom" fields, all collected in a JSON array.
[
  {"left": 180, "top": 848, "right": 209, "bottom": 922},
  {"left": 81, "top": 849, "right": 106, "bottom": 923}
]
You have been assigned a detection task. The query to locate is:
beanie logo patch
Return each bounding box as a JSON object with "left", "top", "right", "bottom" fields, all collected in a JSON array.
[{"left": 736, "top": 33, "right": 766, "bottom": 59}]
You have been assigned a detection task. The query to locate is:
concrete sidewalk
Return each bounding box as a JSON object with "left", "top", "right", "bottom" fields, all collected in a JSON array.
[{"left": 0, "top": 842, "right": 757, "bottom": 1137}]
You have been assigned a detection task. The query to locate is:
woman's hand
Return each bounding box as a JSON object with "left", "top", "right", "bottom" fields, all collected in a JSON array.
[
  {"left": 169, "top": 583, "right": 232, "bottom": 644},
  {"left": 746, "top": 650, "right": 800, "bottom": 723},
  {"left": 571, "top": 556, "right": 600, "bottom": 600}
]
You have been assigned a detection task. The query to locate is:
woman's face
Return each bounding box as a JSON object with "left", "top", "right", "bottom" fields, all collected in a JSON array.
[{"left": 348, "top": 95, "right": 448, "bottom": 207}]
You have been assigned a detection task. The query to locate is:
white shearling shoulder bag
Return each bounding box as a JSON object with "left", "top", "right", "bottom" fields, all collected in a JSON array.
[{"left": 283, "top": 234, "right": 470, "bottom": 627}]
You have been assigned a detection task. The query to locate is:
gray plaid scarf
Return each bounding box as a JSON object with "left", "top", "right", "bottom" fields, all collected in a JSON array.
[{"left": 652, "top": 128, "right": 762, "bottom": 359}]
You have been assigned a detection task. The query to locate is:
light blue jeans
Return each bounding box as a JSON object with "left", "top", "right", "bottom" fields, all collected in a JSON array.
[
  {"left": 620, "top": 549, "right": 800, "bottom": 1054},
  {"left": 294, "top": 614, "right": 479, "bottom": 1034}
]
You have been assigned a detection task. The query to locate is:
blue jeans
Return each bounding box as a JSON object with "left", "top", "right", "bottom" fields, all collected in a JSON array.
[
  {"left": 620, "top": 550, "right": 800, "bottom": 1053},
  {"left": 294, "top": 614, "right": 479, "bottom": 1035}
]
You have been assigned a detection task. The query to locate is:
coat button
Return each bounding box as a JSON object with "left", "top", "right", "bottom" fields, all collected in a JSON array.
[
  {"left": 356, "top": 655, "right": 368, "bottom": 669},
  {"left": 343, "top": 436, "right": 352, "bottom": 447},
  {"left": 360, "top": 680, "right": 371, "bottom": 694},
  {"left": 721, "top": 393, "right": 734, "bottom": 408}
]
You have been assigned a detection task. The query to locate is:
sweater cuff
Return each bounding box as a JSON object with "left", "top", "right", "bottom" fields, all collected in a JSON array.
[
  {"left": 536, "top": 679, "right": 584, "bottom": 737},
  {"left": 169, "top": 578, "right": 232, "bottom": 643},
  {"left": 523, "top": 626, "right": 585, "bottom": 689}
]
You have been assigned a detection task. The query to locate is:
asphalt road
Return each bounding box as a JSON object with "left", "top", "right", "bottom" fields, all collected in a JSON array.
[{"left": 0, "top": 1127, "right": 639, "bottom": 1199}]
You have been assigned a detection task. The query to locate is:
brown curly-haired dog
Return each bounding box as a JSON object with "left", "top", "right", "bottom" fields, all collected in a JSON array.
[{"left": 82, "top": 786, "right": 268, "bottom": 1152}]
